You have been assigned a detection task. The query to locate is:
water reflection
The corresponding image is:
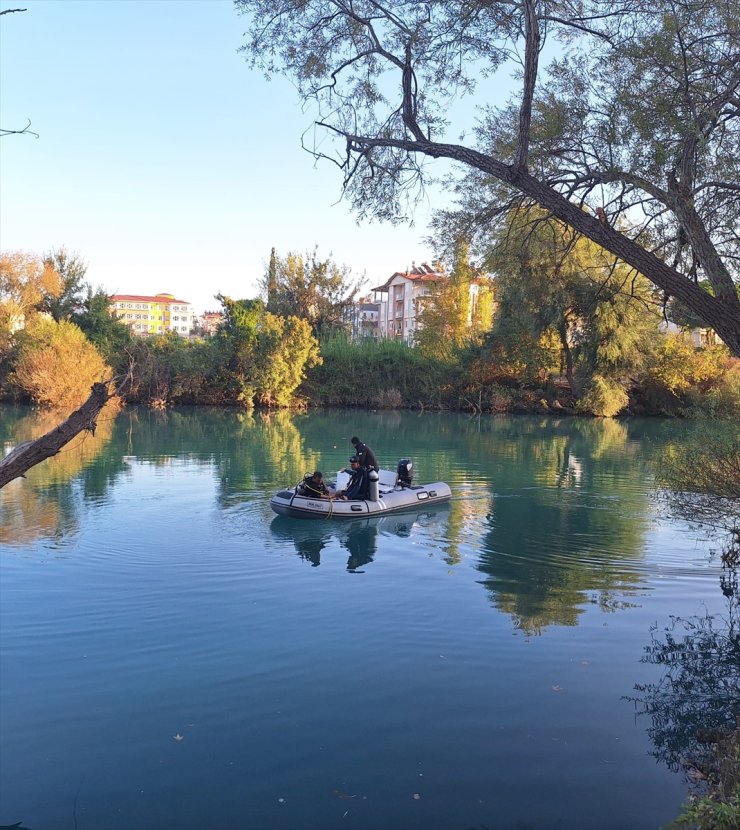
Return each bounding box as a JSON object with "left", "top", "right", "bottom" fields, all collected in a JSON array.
[
  {"left": 474, "top": 418, "right": 651, "bottom": 636},
  {"left": 0, "top": 402, "right": 120, "bottom": 547},
  {"left": 2, "top": 405, "right": 732, "bottom": 642},
  {"left": 629, "top": 592, "right": 740, "bottom": 784},
  {"left": 270, "top": 508, "right": 450, "bottom": 572}
]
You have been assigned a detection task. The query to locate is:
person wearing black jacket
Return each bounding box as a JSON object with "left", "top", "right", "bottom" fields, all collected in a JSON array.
[
  {"left": 337, "top": 457, "right": 368, "bottom": 500},
  {"left": 298, "top": 471, "right": 331, "bottom": 498},
  {"left": 350, "top": 436, "right": 379, "bottom": 471}
]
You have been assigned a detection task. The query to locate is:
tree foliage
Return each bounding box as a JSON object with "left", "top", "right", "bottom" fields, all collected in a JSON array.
[
  {"left": 10, "top": 316, "right": 110, "bottom": 410},
  {"left": 490, "top": 208, "right": 662, "bottom": 390},
  {"left": 0, "top": 251, "right": 61, "bottom": 361},
  {"left": 414, "top": 238, "right": 494, "bottom": 359},
  {"left": 75, "top": 287, "right": 133, "bottom": 362},
  {"left": 236, "top": 0, "right": 740, "bottom": 355},
  {"left": 40, "top": 247, "right": 87, "bottom": 321},
  {"left": 216, "top": 295, "right": 322, "bottom": 407},
  {"left": 260, "top": 248, "right": 362, "bottom": 337}
]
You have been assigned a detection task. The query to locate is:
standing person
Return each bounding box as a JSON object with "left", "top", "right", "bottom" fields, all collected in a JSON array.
[{"left": 350, "top": 436, "right": 379, "bottom": 471}]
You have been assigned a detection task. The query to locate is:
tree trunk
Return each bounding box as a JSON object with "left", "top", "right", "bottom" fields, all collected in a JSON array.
[{"left": 0, "top": 382, "right": 112, "bottom": 489}]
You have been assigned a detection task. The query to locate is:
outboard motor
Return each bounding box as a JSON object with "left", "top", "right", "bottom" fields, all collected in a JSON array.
[
  {"left": 397, "top": 459, "right": 413, "bottom": 488},
  {"left": 368, "top": 469, "right": 380, "bottom": 501}
]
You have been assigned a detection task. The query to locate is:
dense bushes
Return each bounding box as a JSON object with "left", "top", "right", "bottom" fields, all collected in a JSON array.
[
  {"left": 10, "top": 317, "right": 109, "bottom": 410},
  {"left": 300, "top": 334, "right": 452, "bottom": 408}
]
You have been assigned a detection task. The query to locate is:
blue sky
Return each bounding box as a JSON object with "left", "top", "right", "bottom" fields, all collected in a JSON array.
[{"left": 0, "top": 0, "right": 447, "bottom": 313}]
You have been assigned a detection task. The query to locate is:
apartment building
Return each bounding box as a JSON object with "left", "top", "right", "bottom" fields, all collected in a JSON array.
[
  {"left": 199, "top": 311, "right": 225, "bottom": 336},
  {"left": 348, "top": 296, "right": 380, "bottom": 339},
  {"left": 371, "top": 263, "right": 445, "bottom": 342},
  {"left": 110, "top": 293, "right": 195, "bottom": 337}
]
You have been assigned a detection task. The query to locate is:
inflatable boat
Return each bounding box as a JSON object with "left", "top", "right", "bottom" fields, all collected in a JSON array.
[{"left": 270, "top": 459, "right": 451, "bottom": 520}]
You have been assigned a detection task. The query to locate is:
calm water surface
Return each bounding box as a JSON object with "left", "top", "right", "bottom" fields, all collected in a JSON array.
[{"left": 0, "top": 406, "right": 733, "bottom": 830}]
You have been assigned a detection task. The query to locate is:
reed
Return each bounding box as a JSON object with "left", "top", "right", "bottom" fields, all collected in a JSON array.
[{"left": 301, "top": 333, "right": 453, "bottom": 408}]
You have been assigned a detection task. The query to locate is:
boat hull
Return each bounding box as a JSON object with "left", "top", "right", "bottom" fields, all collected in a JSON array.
[{"left": 270, "top": 482, "right": 451, "bottom": 519}]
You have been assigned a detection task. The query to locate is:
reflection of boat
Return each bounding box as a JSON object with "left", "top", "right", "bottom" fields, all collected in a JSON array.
[
  {"left": 270, "top": 462, "right": 452, "bottom": 519},
  {"left": 269, "top": 506, "right": 450, "bottom": 569}
]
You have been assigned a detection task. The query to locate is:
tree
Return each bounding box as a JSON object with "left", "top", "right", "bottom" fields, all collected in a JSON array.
[
  {"left": 10, "top": 316, "right": 109, "bottom": 410},
  {"left": 0, "top": 251, "right": 61, "bottom": 364},
  {"left": 75, "top": 287, "right": 132, "bottom": 363},
  {"left": 40, "top": 247, "right": 87, "bottom": 321},
  {"left": 236, "top": 0, "right": 740, "bottom": 355},
  {"left": 216, "top": 294, "right": 321, "bottom": 407},
  {"left": 490, "top": 208, "right": 662, "bottom": 392},
  {"left": 414, "top": 238, "right": 493, "bottom": 358},
  {"left": 261, "top": 248, "right": 362, "bottom": 337}
]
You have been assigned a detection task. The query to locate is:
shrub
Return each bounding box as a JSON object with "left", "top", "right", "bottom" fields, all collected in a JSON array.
[
  {"left": 575, "top": 374, "right": 629, "bottom": 417},
  {"left": 684, "top": 359, "right": 740, "bottom": 419},
  {"left": 10, "top": 317, "right": 109, "bottom": 410},
  {"left": 645, "top": 335, "right": 729, "bottom": 394}
]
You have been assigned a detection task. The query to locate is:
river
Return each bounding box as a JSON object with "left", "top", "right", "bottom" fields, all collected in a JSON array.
[{"left": 0, "top": 405, "right": 733, "bottom": 830}]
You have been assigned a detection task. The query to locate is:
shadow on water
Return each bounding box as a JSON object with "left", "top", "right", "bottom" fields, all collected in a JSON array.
[{"left": 270, "top": 506, "right": 451, "bottom": 571}]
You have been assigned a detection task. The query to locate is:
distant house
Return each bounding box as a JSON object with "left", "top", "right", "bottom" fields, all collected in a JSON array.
[
  {"left": 199, "top": 311, "right": 224, "bottom": 336},
  {"left": 659, "top": 320, "right": 722, "bottom": 348},
  {"left": 369, "top": 262, "right": 492, "bottom": 344},
  {"left": 371, "top": 262, "right": 445, "bottom": 343},
  {"left": 348, "top": 296, "right": 380, "bottom": 339},
  {"left": 110, "top": 293, "right": 195, "bottom": 337}
]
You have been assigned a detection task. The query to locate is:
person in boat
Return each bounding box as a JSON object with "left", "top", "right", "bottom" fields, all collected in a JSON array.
[
  {"left": 336, "top": 456, "right": 369, "bottom": 500},
  {"left": 298, "top": 471, "right": 332, "bottom": 499},
  {"left": 350, "top": 436, "right": 379, "bottom": 471}
]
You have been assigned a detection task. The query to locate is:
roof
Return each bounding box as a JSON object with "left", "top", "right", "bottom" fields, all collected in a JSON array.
[
  {"left": 371, "top": 262, "right": 445, "bottom": 292},
  {"left": 111, "top": 293, "right": 191, "bottom": 304}
]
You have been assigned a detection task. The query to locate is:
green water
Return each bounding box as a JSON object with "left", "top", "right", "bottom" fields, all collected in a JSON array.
[{"left": 0, "top": 406, "right": 734, "bottom": 830}]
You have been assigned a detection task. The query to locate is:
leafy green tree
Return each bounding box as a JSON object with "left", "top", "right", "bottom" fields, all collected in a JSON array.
[
  {"left": 414, "top": 238, "right": 494, "bottom": 359},
  {"left": 490, "top": 209, "right": 662, "bottom": 396},
  {"left": 237, "top": 0, "right": 740, "bottom": 355},
  {"left": 40, "top": 247, "right": 87, "bottom": 321},
  {"left": 216, "top": 294, "right": 321, "bottom": 407},
  {"left": 260, "top": 248, "right": 362, "bottom": 336},
  {"left": 75, "top": 287, "right": 132, "bottom": 363}
]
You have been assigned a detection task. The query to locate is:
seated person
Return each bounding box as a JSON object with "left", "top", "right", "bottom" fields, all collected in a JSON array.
[
  {"left": 298, "top": 470, "right": 332, "bottom": 499},
  {"left": 336, "top": 457, "right": 368, "bottom": 500}
]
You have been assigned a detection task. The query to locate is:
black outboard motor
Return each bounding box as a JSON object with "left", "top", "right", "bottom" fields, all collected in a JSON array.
[{"left": 397, "top": 458, "right": 413, "bottom": 488}]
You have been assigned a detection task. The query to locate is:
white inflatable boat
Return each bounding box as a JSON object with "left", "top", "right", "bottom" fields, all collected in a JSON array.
[{"left": 270, "top": 460, "right": 451, "bottom": 520}]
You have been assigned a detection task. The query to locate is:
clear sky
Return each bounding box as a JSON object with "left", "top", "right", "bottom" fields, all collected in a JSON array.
[{"left": 0, "top": 0, "right": 446, "bottom": 314}]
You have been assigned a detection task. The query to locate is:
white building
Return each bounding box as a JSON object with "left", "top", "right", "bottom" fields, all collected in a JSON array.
[{"left": 371, "top": 263, "right": 444, "bottom": 343}]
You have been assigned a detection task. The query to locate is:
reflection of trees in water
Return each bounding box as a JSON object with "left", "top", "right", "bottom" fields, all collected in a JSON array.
[
  {"left": 476, "top": 417, "right": 651, "bottom": 635},
  {"left": 107, "top": 407, "right": 321, "bottom": 507},
  {"left": 0, "top": 402, "right": 119, "bottom": 546},
  {"left": 628, "top": 594, "right": 740, "bottom": 790}
]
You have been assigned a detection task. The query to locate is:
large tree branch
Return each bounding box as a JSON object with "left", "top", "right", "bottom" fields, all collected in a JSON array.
[
  {"left": 0, "top": 380, "right": 120, "bottom": 489},
  {"left": 343, "top": 130, "right": 740, "bottom": 352}
]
